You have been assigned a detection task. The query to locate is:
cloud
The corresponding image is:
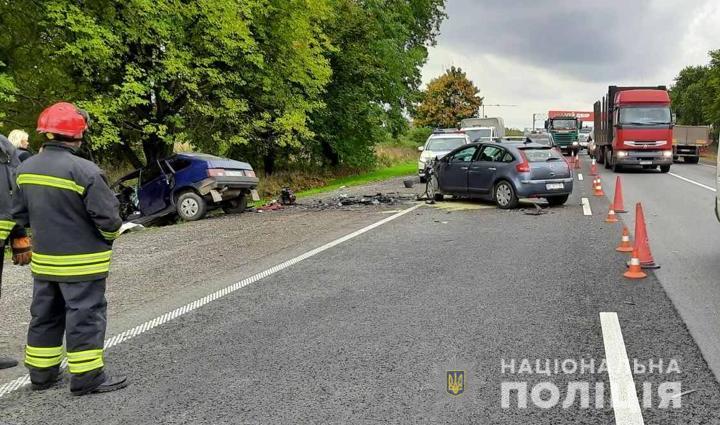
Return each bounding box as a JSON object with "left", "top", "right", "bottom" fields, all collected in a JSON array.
[{"left": 422, "top": 0, "right": 718, "bottom": 128}]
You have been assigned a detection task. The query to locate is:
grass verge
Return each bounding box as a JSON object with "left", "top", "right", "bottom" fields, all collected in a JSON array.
[{"left": 294, "top": 161, "right": 416, "bottom": 198}]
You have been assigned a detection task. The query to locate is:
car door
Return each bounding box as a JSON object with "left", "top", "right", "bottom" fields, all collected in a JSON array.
[
  {"left": 468, "top": 145, "right": 510, "bottom": 194},
  {"left": 137, "top": 160, "right": 173, "bottom": 216},
  {"left": 437, "top": 145, "right": 478, "bottom": 193}
]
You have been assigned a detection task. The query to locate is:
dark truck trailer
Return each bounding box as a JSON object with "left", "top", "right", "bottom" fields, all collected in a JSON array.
[
  {"left": 593, "top": 85, "right": 674, "bottom": 173},
  {"left": 672, "top": 125, "right": 711, "bottom": 164}
]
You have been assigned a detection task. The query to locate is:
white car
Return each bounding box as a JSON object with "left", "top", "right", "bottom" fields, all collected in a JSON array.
[
  {"left": 417, "top": 131, "right": 471, "bottom": 182},
  {"left": 578, "top": 127, "right": 592, "bottom": 149}
]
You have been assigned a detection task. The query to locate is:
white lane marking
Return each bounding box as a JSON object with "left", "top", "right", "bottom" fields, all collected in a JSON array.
[
  {"left": 600, "top": 312, "right": 644, "bottom": 425},
  {"left": 668, "top": 172, "right": 716, "bottom": 192},
  {"left": 581, "top": 197, "right": 592, "bottom": 216},
  {"left": 0, "top": 204, "right": 423, "bottom": 399},
  {"left": 578, "top": 173, "right": 584, "bottom": 181}
]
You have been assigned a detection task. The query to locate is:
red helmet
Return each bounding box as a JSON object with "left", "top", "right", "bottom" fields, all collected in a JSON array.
[{"left": 36, "top": 102, "right": 88, "bottom": 139}]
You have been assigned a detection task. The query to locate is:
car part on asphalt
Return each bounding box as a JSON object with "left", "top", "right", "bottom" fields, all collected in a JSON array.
[{"left": 280, "top": 188, "right": 297, "bottom": 205}]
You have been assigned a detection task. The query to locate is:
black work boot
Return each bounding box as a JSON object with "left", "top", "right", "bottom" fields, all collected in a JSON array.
[
  {"left": 31, "top": 375, "right": 62, "bottom": 391},
  {"left": 0, "top": 356, "right": 18, "bottom": 370},
  {"left": 72, "top": 375, "right": 128, "bottom": 396}
]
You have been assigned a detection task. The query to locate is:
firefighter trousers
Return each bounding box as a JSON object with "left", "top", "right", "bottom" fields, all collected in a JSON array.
[{"left": 25, "top": 278, "right": 108, "bottom": 391}]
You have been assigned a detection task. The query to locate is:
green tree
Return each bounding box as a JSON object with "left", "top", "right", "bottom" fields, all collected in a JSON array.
[
  {"left": 311, "top": 0, "right": 446, "bottom": 167},
  {"left": 413, "top": 66, "right": 482, "bottom": 128},
  {"left": 670, "top": 65, "right": 711, "bottom": 125}
]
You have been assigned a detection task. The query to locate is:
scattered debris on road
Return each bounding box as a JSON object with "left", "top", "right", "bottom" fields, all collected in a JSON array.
[{"left": 280, "top": 188, "right": 297, "bottom": 205}]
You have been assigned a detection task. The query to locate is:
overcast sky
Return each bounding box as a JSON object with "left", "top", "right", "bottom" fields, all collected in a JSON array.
[{"left": 422, "top": 0, "right": 720, "bottom": 129}]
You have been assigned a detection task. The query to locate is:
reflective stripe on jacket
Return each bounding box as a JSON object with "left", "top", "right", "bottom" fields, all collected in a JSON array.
[{"left": 12, "top": 142, "right": 121, "bottom": 282}]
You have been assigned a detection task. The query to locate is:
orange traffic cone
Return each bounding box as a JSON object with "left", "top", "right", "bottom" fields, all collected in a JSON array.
[
  {"left": 605, "top": 207, "right": 619, "bottom": 223},
  {"left": 593, "top": 177, "right": 605, "bottom": 197},
  {"left": 624, "top": 248, "right": 647, "bottom": 279},
  {"left": 633, "top": 203, "right": 660, "bottom": 269},
  {"left": 612, "top": 176, "right": 627, "bottom": 213},
  {"left": 574, "top": 153, "right": 581, "bottom": 170},
  {"left": 616, "top": 226, "right": 633, "bottom": 252},
  {"left": 590, "top": 159, "right": 598, "bottom": 176}
]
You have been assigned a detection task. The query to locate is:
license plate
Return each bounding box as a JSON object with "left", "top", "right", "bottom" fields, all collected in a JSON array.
[
  {"left": 639, "top": 161, "right": 652, "bottom": 165},
  {"left": 546, "top": 183, "right": 564, "bottom": 190},
  {"left": 251, "top": 189, "right": 260, "bottom": 201},
  {"left": 225, "top": 170, "right": 245, "bottom": 177}
]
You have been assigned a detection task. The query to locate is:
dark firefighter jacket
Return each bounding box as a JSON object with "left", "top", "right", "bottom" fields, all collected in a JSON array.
[
  {"left": 0, "top": 135, "right": 23, "bottom": 243},
  {"left": 12, "top": 142, "right": 122, "bottom": 282}
]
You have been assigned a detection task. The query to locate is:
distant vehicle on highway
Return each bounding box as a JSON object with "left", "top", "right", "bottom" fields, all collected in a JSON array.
[
  {"left": 593, "top": 85, "right": 673, "bottom": 173},
  {"left": 459, "top": 117, "right": 506, "bottom": 138},
  {"left": 545, "top": 116, "right": 580, "bottom": 155},
  {"left": 112, "top": 153, "right": 260, "bottom": 224},
  {"left": 672, "top": 125, "right": 711, "bottom": 164},
  {"left": 428, "top": 141, "right": 573, "bottom": 208},
  {"left": 525, "top": 132, "right": 557, "bottom": 148},
  {"left": 417, "top": 129, "right": 471, "bottom": 182},
  {"left": 461, "top": 126, "right": 496, "bottom": 142},
  {"left": 578, "top": 127, "right": 592, "bottom": 149}
]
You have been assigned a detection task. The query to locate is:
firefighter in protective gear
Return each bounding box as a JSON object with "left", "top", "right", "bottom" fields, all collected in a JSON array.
[
  {"left": 0, "top": 134, "right": 31, "bottom": 370},
  {"left": 12, "top": 102, "right": 128, "bottom": 395}
]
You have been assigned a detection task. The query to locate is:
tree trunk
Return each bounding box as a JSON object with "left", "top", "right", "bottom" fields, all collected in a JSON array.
[
  {"left": 142, "top": 133, "right": 173, "bottom": 164},
  {"left": 263, "top": 145, "right": 276, "bottom": 176},
  {"left": 321, "top": 139, "right": 339, "bottom": 166},
  {"left": 120, "top": 141, "right": 145, "bottom": 169}
]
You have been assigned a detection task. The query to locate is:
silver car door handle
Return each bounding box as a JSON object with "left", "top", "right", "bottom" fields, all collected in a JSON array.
[{"left": 488, "top": 167, "right": 497, "bottom": 171}]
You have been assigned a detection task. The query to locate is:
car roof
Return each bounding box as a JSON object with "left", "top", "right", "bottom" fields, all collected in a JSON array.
[{"left": 428, "top": 133, "right": 467, "bottom": 139}]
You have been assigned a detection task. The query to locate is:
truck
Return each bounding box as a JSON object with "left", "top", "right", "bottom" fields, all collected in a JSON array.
[
  {"left": 544, "top": 115, "right": 580, "bottom": 155},
  {"left": 459, "top": 117, "right": 505, "bottom": 139},
  {"left": 593, "top": 86, "right": 674, "bottom": 173},
  {"left": 672, "top": 125, "right": 711, "bottom": 164}
]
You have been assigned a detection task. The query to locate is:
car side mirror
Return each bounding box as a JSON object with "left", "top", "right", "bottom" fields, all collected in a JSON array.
[{"left": 418, "top": 146, "right": 424, "bottom": 152}]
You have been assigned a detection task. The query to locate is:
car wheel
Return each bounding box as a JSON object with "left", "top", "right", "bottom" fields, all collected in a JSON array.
[
  {"left": 685, "top": 156, "right": 699, "bottom": 164},
  {"left": 176, "top": 191, "right": 207, "bottom": 221},
  {"left": 222, "top": 194, "right": 247, "bottom": 214},
  {"left": 604, "top": 148, "right": 613, "bottom": 169},
  {"left": 547, "top": 195, "right": 569, "bottom": 206},
  {"left": 494, "top": 181, "right": 518, "bottom": 209},
  {"left": 659, "top": 165, "right": 671, "bottom": 173},
  {"left": 429, "top": 174, "right": 444, "bottom": 201},
  {"left": 597, "top": 147, "right": 605, "bottom": 164}
]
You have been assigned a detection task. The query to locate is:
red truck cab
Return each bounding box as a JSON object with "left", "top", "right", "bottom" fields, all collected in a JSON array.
[{"left": 594, "top": 86, "right": 674, "bottom": 173}]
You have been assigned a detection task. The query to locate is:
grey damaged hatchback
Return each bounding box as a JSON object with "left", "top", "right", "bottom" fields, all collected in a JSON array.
[{"left": 428, "top": 141, "right": 574, "bottom": 208}]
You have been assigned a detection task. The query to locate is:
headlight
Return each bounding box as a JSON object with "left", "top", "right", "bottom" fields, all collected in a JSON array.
[
  {"left": 616, "top": 151, "right": 628, "bottom": 158},
  {"left": 572, "top": 141, "right": 579, "bottom": 146},
  {"left": 662, "top": 151, "right": 673, "bottom": 158}
]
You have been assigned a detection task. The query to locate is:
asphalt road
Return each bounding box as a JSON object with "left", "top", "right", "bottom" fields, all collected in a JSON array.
[
  {"left": 2, "top": 164, "right": 720, "bottom": 423},
  {"left": 593, "top": 156, "right": 720, "bottom": 383}
]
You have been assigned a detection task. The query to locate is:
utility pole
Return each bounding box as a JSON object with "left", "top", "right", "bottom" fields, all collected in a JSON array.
[{"left": 532, "top": 113, "right": 547, "bottom": 131}]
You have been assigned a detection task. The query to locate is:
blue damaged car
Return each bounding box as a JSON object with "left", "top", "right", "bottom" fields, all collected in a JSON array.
[{"left": 112, "top": 153, "right": 260, "bottom": 224}]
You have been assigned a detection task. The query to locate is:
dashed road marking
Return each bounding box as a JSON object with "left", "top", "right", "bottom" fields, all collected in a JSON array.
[
  {"left": 668, "top": 172, "right": 716, "bottom": 192},
  {"left": 578, "top": 173, "right": 584, "bottom": 181},
  {"left": 581, "top": 198, "right": 592, "bottom": 216},
  {"left": 600, "top": 312, "right": 644, "bottom": 425},
  {"left": 0, "top": 203, "right": 424, "bottom": 399}
]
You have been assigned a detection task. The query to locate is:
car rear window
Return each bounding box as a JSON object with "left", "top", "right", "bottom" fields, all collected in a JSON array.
[
  {"left": 520, "top": 148, "right": 563, "bottom": 162},
  {"left": 426, "top": 137, "right": 466, "bottom": 151}
]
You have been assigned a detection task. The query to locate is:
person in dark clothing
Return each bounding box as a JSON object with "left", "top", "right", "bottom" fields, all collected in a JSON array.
[
  {"left": 0, "top": 134, "right": 32, "bottom": 370},
  {"left": 8, "top": 129, "right": 33, "bottom": 162},
  {"left": 13, "top": 102, "right": 126, "bottom": 395}
]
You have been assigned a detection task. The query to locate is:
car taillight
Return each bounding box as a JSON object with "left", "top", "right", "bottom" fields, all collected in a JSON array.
[
  {"left": 207, "top": 168, "right": 226, "bottom": 177},
  {"left": 245, "top": 169, "right": 256, "bottom": 178},
  {"left": 516, "top": 152, "right": 531, "bottom": 173}
]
